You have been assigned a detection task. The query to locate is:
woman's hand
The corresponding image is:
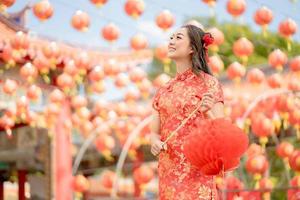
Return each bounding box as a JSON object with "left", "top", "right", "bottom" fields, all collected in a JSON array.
[
  {"left": 151, "top": 138, "right": 167, "bottom": 156},
  {"left": 200, "top": 91, "right": 215, "bottom": 113},
  {"left": 200, "top": 91, "right": 225, "bottom": 119}
]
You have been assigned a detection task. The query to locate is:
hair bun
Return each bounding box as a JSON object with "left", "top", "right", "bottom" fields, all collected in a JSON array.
[{"left": 202, "top": 33, "right": 214, "bottom": 47}]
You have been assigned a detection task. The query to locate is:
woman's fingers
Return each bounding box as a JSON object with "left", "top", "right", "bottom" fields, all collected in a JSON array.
[{"left": 151, "top": 141, "right": 166, "bottom": 156}]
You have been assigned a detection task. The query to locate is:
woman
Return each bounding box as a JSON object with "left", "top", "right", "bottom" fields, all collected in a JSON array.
[{"left": 150, "top": 24, "right": 225, "bottom": 200}]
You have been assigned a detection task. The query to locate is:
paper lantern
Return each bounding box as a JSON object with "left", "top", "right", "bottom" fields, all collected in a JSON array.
[
  {"left": 124, "top": 0, "right": 145, "bottom": 18},
  {"left": 130, "top": 33, "right": 148, "bottom": 51},
  {"left": 268, "top": 49, "right": 288, "bottom": 71},
  {"left": 33, "top": 0, "right": 53, "bottom": 21},
  {"left": 155, "top": 10, "right": 175, "bottom": 31},
  {"left": 226, "top": 0, "right": 246, "bottom": 18},
  {"left": 102, "top": 23, "right": 120, "bottom": 42},
  {"left": 71, "top": 10, "right": 90, "bottom": 32}
]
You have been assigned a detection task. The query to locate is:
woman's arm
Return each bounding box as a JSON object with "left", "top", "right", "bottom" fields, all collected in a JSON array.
[
  {"left": 150, "top": 109, "right": 161, "bottom": 142},
  {"left": 209, "top": 102, "right": 225, "bottom": 118}
]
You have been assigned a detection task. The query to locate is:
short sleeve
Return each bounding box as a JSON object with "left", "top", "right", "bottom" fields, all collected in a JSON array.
[
  {"left": 152, "top": 88, "right": 162, "bottom": 111},
  {"left": 208, "top": 76, "right": 224, "bottom": 104}
]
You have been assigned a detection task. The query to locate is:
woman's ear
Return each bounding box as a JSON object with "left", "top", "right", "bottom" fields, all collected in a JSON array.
[{"left": 189, "top": 47, "right": 194, "bottom": 54}]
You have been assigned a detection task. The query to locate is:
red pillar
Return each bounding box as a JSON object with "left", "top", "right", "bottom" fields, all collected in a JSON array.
[
  {"left": 0, "top": 178, "right": 3, "bottom": 200},
  {"left": 18, "top": 170, "right": 26, "bottom": 200}
]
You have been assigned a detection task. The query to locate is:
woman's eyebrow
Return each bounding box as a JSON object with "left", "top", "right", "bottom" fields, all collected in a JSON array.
[{"left": 177, "top": 33, "right": 184, "bottom": 37}]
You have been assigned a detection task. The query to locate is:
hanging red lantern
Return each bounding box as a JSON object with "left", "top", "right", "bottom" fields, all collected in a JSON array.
[
  {"left": 268, "top": 49, "right": 288, "bottom": 71},
  {"left": 125, "top": 88, "right": 140, "bottom": 102},
  {"left": 289, "top": 150, "right": 300, "bottom": 172},
  {"left": 155, "top": 10, "right": 175, "bottom": 31},
  {"left": 103, "top": 59, "right": 120, "bottom": 77},
  {"left": 251, "top": 114, "right": 274, "bottom": 146},
  {"left": 33, "top": 0, "right": 54, "bottom": 21},
  {"left": 115, "top": 73, "right": 130, "bottom": 88},
  {"left": 246, "top": 143, "right": 264, "bottom": 158},
  {"left": 226, "top": 62, "right": 246, "bottom": 82},
  {"left": 278, "top": 18, "right": 298, "bottom": 38},
  {"left": 259, "top": 177, "right": 274, "bottom": 193},
  {"left": 290, "top": 56, "right": 300, "bottom": 72},
  {"left": 56, "top": 73, "right": 75, "bottom": 92},
  {"left": 155, "top": 44, "right": 171, "bottom": 72},
  {"left": 80, "top": 121, "right": 93, "bottom": 138},
  {"left": 102, "top": 23, "right": 120, "bottom": 42},
  {"left": 130, "top": 33, "right": 148, "bottom": 51},
  {"left": 27, "top": 85, "right": 41, "bottom": 101},
  {"left": 254, "top": 6, "right": 273, "bottom": 27},
  {"left": 267, "top": 73, "right": 283, "bottom": 88},
  {"left": 207, "top": 27, "right": 224, "bottom": 52},
  {"left": 133, "top": 165, "right": 154, "bottom": 185},
  {"left": 95, "top": 134, "right": 115, "bottom": 154},
  {"left": 100, "top": 170, "right": 115, "bottom": 189},
  {"left": 71, "top": 10, "right": 90, "bottom": 32},
  {"left": 33, "top": 54, "right": 51, "bottom": 77},
  {"left": 2, "top": 79, "right": 17, "bottom": 95},
  {"left": 287, "top": 176, "right": 300, "bottom": 200},
  {"left": 90, "top": 81, "right": 105, "bottom": 94},
  {"left": 10, "top": 31, "right": 30, "bottom": 51},
  {"left": 42, "top": 42, "right": 60, "bottom": 67},
  {"left": 246, "top": 154, "right": 269, "bottom": 176},
  {"left": 88, "top": 65, "right": 105, "bottom": 82},
  {"left": 246, "top": 68, "right": 265, "bottom": 85},
  {"left": 226, "top": 0, "right": 246, "bottom": 18},
  {"left": 208, "top": 55, "right": 224, "bottom": 75},
  {"left": 49, "top": 89, "right": 65, "bottom": 104},
  {"left": 202, "top": 0, "right": 216, "bottom": 7},
  {"left": 288, "top": 77, "right": 300, "bottom": 91},
  {"left": 276, "top": 141, "right": 294, "bottom": 158},
  {"left": 74, "top": 52, "right": 91, "bottom": 75},
  {"left": 153, "top": 73, "right": 171, "bottom": 87},
  {"left": 20, "top": 62, "right": 38, "bottom": 83},
  {"left": 71, "top": 95, "right": 88, "bottom": 110},
  {"left": 233, "top": 37, "right": 254, "bottom": 65},
  {"left": 76, "top": 107, "right": 91, "bottom": 120},
  {"left": 124, "top": 0, "right": 145, "bottom": 19},
  {"left": 73, "top": 175, "right": 90, "bottom": 193},
  {"left": 64, "top": 60, "right": 78, "bottom": 77},
  {"left": 138, "top": 78, "right": 152, "bottom": 97},
  {"left": 0, "top": 0, "right": 15, "bottom": 8},
  {"left": 90, "top": 0, "right": 108, "bottom": 7},
  {"left": 129, "top": 67, "right": 146, "bottom": 83}
]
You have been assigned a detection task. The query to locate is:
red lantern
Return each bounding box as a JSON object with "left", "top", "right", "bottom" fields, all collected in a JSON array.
[
  {"left": 125, "top": 88, "right": 140, "bottom": 102},
  {"left": 115, "top": 73, "right": 130, "bottom": 88},
  {"left": 246, "top": 68, "right": 265, "bottom": 85},
  {"left": 155, "top": 44, "right": 168, "bottom": 61},
  {"left": 226, "top": 0, "right": 246, "bottom": 18},
  {"left": 130, "top": 33, "right": 148, "bottom": 51},
  {"left": 290, "top": 56, "right": 300, "bottom": 72},
  {"left": 226, "top": 62, "right": 246, "bottom": 81},
  {"left": 202, "top": 0, "right": 216, "bottom": 7},
  {"left": 276, "top": 141, "right": 294, "bottom": 158},
  {"left": 129, "top": 67, "right": 146, "bottom": 83},
  {"left": 287, "top": 176, "right": 300, "bottom": 200},
  {"left": 2, "top": 79, "right": 17, "bottom": 95},
  {"left": 20, "top": 62, "right": 38, "bottom": 83},
  {"left": 133, "top": 165, "right": 154, "bottom": 185},
  {"left": 0, "top": 0, "right": 15, "bottom": 7},
  {"left": 88, "top": 65, "right": 105, "bottom": 82},
  {"left": 100, "top": 170, "right": 115, "bottom": 189},
  {"left": 74, "top": 52, "right": 91, "bottom": 75},
  {"left": 278, "top": 18, "right": 298, "bottom": 38},
  {"left": 95, "top": 134, "right": 115, "bottom": 153},
  {"left": 103, "top": 59, "right": 120, "bottom": 77},
  {"left": 33, "top": 0, "right": 54, "bottom": 21},
  {"left": 288, "top": 77, "right": 300, "bottom": 91},
  {"left": 76, "top": 107, "right": 91, "bottom": 120},
  {"left": 289, "top": 109, "right": 300, "bottom": 127},
  {"left": 138, "top": 78, "right": 152, "bottom": 97},
  {"left": 246, "top": 154, "right": 269, "bottom": 175},
  {"left": 246, "top": 143, "right": 264, "bottom": 158},
  {"left": 71, "top": 95, "right": 88, "bottom": 110},
  {"left": 259, "top": 177, "right": 274, "bottom": 192},
  {"left": 207, "top": 27, "right": 224, "bottom": 52},
  {"left": 251, "top": 114, "right": 274, "bottom": 138},
  {"left": 71, "top": 10, "right": 90, "bottom": 32},
  {"left": 155, "top": 10, "right": 175, "bottom": 31},
  {"left": 73, "top": 175, "right": 90, "bottom": 193},
  {"left": 56, "top": 73, "right": 75, "bottom": 92},
  {"left": 153, "top": 73, "right": 171, "bottom": 87},
  {"left": 10, "top": 31, "right": 30, "bottom": 51},
  {"left": 33, "top": 54, "right": 51, "bottom": 75},
  {"left": 267, "top": 73, "right": 283, "bottom": 88},
  {"left": 233, "top": 37, "right": 254, "bottom": 63},
  {"left": 42, "top": 42, "right": 60, "bottom": 65},
  {"left": 124, "top": 0, "right": 145, "bottom": 18},
  {"left": 208, "top": 55, "right": 224, "bottom": 75},
  {"left": 102, "top": 23, "right": 120, "bottom": 42},
  {"left": 90, "top": 0, "right": 108, "bottom": 7},
  {"left": 49, "top": 89, "right": 65, "bottom": 104},
  {"left": 254, "top": 6, "right": 273, "bottom": 27},
  {"left": 268, "top": 49, "right": 288, "bottom": 71},
  {"left": 80, "top": 121, "right": 93, "bottom": 137},
  {"left": 64, "top": 60, "right": 78, "bottom": 76},
  {"left": 27, "top": 85, "right": 41, "bottom": 101},
  {"left": 289, "top": 150, "right": 300, "bottom": 172}
]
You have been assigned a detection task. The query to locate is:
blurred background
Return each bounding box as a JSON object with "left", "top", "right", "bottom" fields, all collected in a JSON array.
[{"left": 0, "top": 0, "right": 300, "bottom": 199}]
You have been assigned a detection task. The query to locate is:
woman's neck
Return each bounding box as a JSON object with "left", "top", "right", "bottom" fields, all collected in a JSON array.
[{"left": 175, "top": 59, "right": 192, "bottom": 74}]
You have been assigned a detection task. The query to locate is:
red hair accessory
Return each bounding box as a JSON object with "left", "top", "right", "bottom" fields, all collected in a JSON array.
[{"left": 202, "top": 33, "right": 214, "bottom": 48}]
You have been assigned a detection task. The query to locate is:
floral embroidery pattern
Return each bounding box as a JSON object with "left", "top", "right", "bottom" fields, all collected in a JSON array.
[{"left": 153, "top": 68, "right": 224, "bottom": 200}]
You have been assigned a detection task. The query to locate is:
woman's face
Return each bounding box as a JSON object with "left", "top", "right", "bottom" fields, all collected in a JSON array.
[{"left": 167, "top": 27, "right": 192, "bottom": 60}]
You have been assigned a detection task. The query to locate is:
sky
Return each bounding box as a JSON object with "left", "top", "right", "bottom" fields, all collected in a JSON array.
[{"left": 7, "top": 0, "right": 300, "bottom": 50}]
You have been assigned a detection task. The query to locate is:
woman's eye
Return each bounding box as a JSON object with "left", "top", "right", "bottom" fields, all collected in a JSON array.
[
  {"left": 170, "top": 36, "right": 174, "bottom": 40},
  {"left": 177, "top": 36, "right": 182, "bottom": 39}
]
